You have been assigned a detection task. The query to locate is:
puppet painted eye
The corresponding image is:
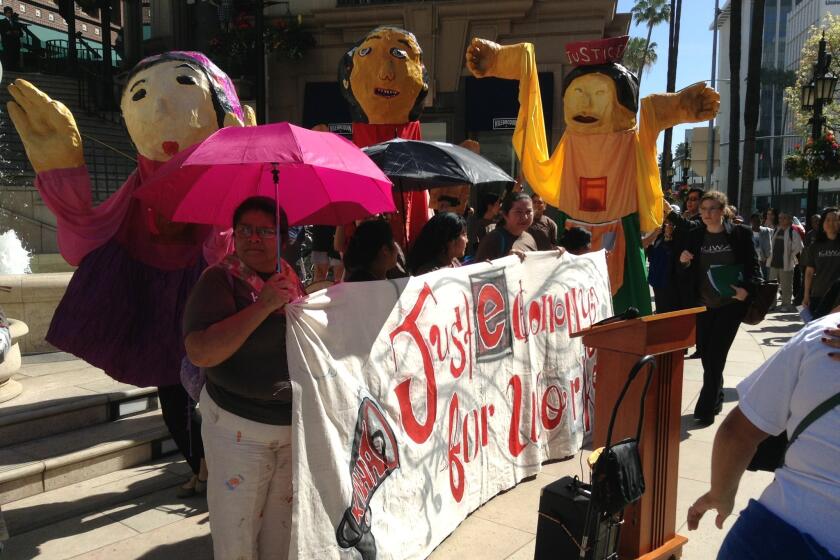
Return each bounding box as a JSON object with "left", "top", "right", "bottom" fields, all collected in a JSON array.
[
  {"left": 132, "top": 89, "right": 147, "bottom": 101},
  {"left": 390, "top": 48, "right": 407, "bottom": 59},
  {"left": 359, "top": 47, "right": 372, "bottom": 57},
  {"left": 177, "top": 75, "right": 198, "bottom": 85}
]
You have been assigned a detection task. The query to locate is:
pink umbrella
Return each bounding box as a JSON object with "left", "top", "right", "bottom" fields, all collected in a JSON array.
[{"left": 135, "top": 122, "right": 395, "bottom": 270}]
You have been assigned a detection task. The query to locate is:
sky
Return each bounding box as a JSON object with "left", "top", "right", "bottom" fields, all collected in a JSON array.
[{"left": 617, "top": 0, "right": 718, "bottom": 153}]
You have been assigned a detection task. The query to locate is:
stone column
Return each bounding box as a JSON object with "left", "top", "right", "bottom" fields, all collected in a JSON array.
[{"left": 122, "top": 0, "right": 145, "bottom": 67}]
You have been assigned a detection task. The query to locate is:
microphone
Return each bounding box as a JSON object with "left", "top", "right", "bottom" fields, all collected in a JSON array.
[{"left": 591, "top": 307, "right": 640, "bottom": 327}]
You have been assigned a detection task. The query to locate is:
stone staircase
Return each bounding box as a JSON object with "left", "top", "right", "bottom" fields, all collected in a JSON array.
[
  {"left": 0, "top": 69, "right": 137, "bottom": 196},
  {"left": 0, "top": 353, "right": 188, "bottom": 539},
  {"left": 0, "top": 70, "right": 137, "bottom": 255}
]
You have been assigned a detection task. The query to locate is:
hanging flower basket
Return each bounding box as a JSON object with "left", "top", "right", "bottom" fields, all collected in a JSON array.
[
  {"left": 785, "top": 131, "right": 840, "bottom": 181},
  {"left": 208, "top": 11, "right": 315, "bottom": 79}
]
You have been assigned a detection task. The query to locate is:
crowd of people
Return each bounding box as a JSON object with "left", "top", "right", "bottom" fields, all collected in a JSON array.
[
  {"left": 80, "top": 169, "right": 835, "bottom": 559},
  {"left": 644, "top": 189, "right": 840, "bottom": 426},
  {"left": 647, "top": 189, "right": 840, "bottom": 559},
  {"left": 177, "top": 181, "right": 595, "bottom": 557}
]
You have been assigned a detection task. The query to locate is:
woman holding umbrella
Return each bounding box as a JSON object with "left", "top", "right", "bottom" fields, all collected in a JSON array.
[{"left": 184, "top": 196, "right": 305, "bottom": 559}]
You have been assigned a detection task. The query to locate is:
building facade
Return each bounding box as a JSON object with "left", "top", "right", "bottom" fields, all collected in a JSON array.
[
  {"left": 686, "top": 125, "right": 721, "bottom": 188},
  {"left": 717, "top": 0, "right": 840, "bottom": 217}
]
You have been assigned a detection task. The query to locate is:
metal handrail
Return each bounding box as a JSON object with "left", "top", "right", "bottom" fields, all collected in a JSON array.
[
  {"left": 19, "top": 23, "right": 42, "bottom": 53},
  {"left": 0, "top": 204, "right": 57, "bottom": 232},
  {"left": 80, "top": 131, "right": 136, "bottom": 202},
  {"left": 75, "top": 33, "right": 102, "bottom": 60}
]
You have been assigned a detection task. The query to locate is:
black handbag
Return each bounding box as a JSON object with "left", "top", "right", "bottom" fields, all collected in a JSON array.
[
  {"left": 591, "top": 355, "right": 657, "bottom": 516},
  {"left": 742, "top": 280, "right": 779, "bottom": 325},
  {"left": 747, "top": 391, "right": 840, "bottom": 472}
]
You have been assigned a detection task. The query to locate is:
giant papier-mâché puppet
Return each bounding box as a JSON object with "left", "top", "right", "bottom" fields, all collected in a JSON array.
[
  {"left": 6, "top": 52, "right": 254, "bottom": 459},
  {"left": 466, "top": 36, "right": 720, "bottom": 315},
  {"left": 340, "top": 26, "right": 432, "bottom": 247}
]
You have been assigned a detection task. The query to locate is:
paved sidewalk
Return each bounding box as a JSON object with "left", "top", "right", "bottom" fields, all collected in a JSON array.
[{"left": 2, "top": 310, "right": 803, "bottom": 559}]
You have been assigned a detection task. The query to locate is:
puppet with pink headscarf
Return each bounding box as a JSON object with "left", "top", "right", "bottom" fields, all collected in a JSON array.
[{"left": 6, "top": 52, "right": 254, "bottom": 489}]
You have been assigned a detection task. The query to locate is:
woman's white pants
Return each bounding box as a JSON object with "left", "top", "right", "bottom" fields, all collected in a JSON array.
[{"left": 200, "top": 386, "right": 293, "bottom": 560}]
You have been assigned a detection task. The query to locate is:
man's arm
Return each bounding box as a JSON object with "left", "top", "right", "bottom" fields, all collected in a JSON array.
[{"left": 686, "top": 407, "right": 769, "bottom": 530}]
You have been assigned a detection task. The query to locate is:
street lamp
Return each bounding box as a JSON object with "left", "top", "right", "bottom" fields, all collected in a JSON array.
[
  {"left": 681, "top": 151, "right": 692, "bottom": 184},
  {"left": 802, "top": 32, "right": 839, "bottom": 221},
  {"left": 666, "top": 168, "right": 675, "bottom": 192}
]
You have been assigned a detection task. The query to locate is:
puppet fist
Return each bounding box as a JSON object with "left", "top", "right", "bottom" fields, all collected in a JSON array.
[
  {"left": 466, "top": 38, "right": 501, "bottom": 77},
  {"left": 676, "top": 82, "right": 720, "bottom": 123},
  {"left": 7, "top": 79, "right": 84, "bottom": 174},
  {"left": 466, "top": 38, "right": 524, "bottom": 80}
]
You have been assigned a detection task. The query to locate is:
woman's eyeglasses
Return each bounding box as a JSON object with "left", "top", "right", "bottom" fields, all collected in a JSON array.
[{"left": 234, "top": 224, "right": 280, "bottom": 239}]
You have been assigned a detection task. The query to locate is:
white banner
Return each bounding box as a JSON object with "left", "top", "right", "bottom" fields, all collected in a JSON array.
[{"left": 286, "top": 251, "right": 612, "bottom": 560}]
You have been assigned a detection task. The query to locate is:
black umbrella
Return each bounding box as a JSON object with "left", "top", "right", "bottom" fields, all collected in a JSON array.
[{"left": 362, "top": 138, "right": 514, "bottom": 191}]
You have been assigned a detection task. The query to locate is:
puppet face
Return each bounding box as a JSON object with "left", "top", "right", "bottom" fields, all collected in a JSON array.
[
  {"left": 563, "top": 73, "right": 634, "bottom": 134},
  {"left": 122, "top": 61, "right": 220, "bottom": 162},
  {"left": 348, "top": 29, "right": 426, "bottom": 124}
]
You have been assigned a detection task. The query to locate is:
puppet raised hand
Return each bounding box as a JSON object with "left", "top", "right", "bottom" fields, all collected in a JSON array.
[
  {"left": 650, "top": 81, "right": 721, "bottom": 129},
  {"left": 7, "top": 79, "right": 84, "bottom": 173},
  {"left": 465, "top": 38, "right": 524, "bottom": 81}
]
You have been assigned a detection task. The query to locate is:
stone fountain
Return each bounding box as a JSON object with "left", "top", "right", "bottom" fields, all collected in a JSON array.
[{"left": 0, "top": 230, "right": 31, "bottom": 403}]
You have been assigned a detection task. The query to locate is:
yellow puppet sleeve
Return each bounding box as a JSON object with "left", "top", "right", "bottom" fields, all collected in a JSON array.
[
  {"left": 635, "top": 96, "right": 665, "bottom": 232},
  {"left": 502, "top": 43, "right": 564, "bottom": 206}
]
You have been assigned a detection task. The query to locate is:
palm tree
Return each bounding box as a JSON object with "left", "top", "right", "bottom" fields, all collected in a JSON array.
[
  {"left": 631, "top": 0, "right": 671, "bottom": 87},
  {"left": 623, "top": 37, "right": 658, "bottom": 78},
  {"left": 727, "top": 0, "right": 742, "bottom": 204},
  {"left": 740, "top": 0, "right": 766, "bottom": 214},
  {"left": 661, "top": 0, "right": 682, "bottom": 191}
]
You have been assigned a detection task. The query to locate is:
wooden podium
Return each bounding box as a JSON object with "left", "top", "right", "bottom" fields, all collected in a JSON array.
[{"left": 573, "top": 307, "right": 704, "bottom": 560}]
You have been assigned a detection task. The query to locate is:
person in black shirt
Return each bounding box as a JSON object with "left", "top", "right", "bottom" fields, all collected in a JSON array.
[
  {"left": 673, "top": 191, "right": 760, "bottom": 425},
  {"left": 407, "top": 212, "right": 468, "bottom": 275},
  {"left": 802, "top": 208, "right": 840, "bottom": 319},
  {"left": 527, "top": 192, "right": 558, "bottom": 250},
  {"left": 466, "top": 191, "right": 500, "bottom": 256},
  {"left": 560, "top": 226, "right": 592, "bottom": 255},
  {"left": 0, "top": 8, "right": 22, "bottom": 72},
  {"left": 343, "top": 219, "right": 399, "bottom": 282}
]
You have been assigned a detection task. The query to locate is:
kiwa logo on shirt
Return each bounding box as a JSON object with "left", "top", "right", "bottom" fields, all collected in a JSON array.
[{"left": 701, "top": 243, "right": 733, "bottom": 255}]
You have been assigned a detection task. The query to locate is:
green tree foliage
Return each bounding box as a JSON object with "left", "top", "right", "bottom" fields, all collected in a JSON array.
[
  {"left": 630, "top": 0, "right": 671, "bottom": 87},
  {"left": 784, "top": 14, "right": 840, "bottom": 135},
  {"left": 623, "top": 37, "right": 658, "bottom": 78}
]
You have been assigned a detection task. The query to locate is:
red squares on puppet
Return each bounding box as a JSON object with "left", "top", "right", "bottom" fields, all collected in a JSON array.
[{"left": 579, "top": 177, "right": 607, "bottom": 212}]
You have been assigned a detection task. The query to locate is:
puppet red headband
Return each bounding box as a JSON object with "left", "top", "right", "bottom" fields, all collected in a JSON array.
[{"left": 565, "top": 36, "right": 629, "bottom": 67}]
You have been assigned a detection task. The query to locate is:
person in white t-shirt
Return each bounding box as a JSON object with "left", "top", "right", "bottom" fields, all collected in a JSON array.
[{"left": 686, "top": 311, "right": 840, "bottom": 559}]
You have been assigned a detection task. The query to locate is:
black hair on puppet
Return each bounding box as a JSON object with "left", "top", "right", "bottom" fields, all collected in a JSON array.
[
  {"left": 562, "top": 63, "right": 640, "bottom": 114},
  {"left": 338, "top": 26, "right": 430, "bottom": 124}
]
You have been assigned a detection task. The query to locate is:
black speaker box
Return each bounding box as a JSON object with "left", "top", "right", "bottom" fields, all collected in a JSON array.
[{"left": 534, "top": 476, "right": 620, "bottom": 560}]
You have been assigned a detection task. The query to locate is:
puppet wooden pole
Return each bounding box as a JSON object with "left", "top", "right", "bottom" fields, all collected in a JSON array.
[{"left": 272, "top": 162, "right": 282, "bottom": 272}]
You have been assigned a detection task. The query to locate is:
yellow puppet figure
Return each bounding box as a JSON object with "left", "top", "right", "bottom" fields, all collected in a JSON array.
[{"left": 466, "top": 36, "right": 720, "bottom": 315}]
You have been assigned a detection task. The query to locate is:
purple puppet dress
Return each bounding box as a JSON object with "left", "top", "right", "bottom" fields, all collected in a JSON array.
[{"left": 36, "top": 52, "right": 244, "bottom": 389}]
